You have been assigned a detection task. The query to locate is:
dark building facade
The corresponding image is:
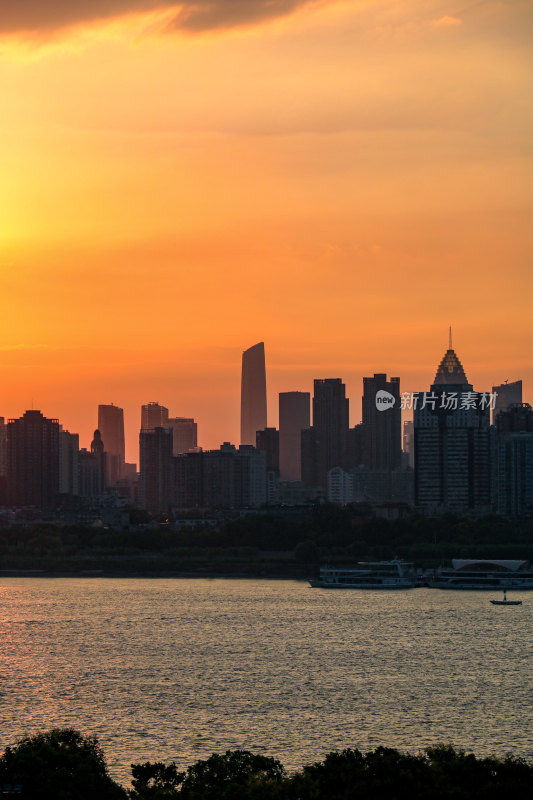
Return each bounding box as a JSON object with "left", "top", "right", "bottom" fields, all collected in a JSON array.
[
  {"left": 240, "top": 342, "right": 267, "bottom": 446},
  {"left": 279, "top": 391, "right": 310, "bottom": 481},
  {"left": 362, "top": 373, "right": 401, "bottom": 470},
  {"left": 139, "top": 426, "right": 174, "bottom": 515},
  {"left": 7, "top": 410, "right": 60, "bottom": 509},
  {"left": 256, "top": 427, "right": 279, "bottom": 472},
  {"left": 496, "top": 403, "right": 533, "bottom": 517}
]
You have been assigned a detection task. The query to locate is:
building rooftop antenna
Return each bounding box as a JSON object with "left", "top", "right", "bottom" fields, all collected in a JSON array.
[{"left": 449, "top": 325, "right": 452, "bottom": 350}]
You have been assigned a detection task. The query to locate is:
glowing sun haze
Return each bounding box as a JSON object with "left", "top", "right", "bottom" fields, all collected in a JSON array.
[{"left": 0, "top": 0, "right": 531, "bottom": 461}]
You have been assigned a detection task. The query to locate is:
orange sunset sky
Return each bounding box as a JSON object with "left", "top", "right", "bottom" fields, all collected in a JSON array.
[{"left": 0, "top": 0, "right": 531, "bottom": 463}]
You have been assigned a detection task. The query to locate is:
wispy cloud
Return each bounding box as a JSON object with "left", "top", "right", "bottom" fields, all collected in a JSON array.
[{"left": 0, "top": 1, "right": 318, "bottom": 37}]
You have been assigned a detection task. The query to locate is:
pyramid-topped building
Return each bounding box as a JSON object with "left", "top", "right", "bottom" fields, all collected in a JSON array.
[{"left": 433, "top": 348, "right": 470, "bottom": 388}]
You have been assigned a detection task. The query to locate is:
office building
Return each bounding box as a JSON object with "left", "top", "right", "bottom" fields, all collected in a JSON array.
[
  {"left": 279, "top": 391, "right": 310, "bottom": 481},
  {"left": 240, "top": 342, "right": 267, "bottom": 445}
]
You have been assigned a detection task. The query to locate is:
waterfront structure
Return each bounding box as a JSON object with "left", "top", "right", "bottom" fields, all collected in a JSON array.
[
  {"left": 414, "top": 344, "right": 492, "bottom": 514},
  {"left": 492, "top": 380, "right": 522, "bottom": 424},
  {"left": 496, "top": 403, "right": 533, "bottom": 516},
  {"left": 7, "top": 410, "right": 60, "bottom": 509},
  {"left": 98, "top": 404, "right": 125, "bottom": 483},
  {"left": 362, "top": 374, "right": 402, "bottom": 470},
  {"left": 302, "top": 379, "right": 349, "bottom": 490},
  {"left": 167, "top": 417, "right": 197, "bottom": 455},
  {"left": 141, "top": 402, "right": 169, "bottom": 431},
  {"left": 279, "top": 391, "right": 310, "bottom": 481},
  {"left": 430, "top": 559, "right": 533, "bottom": 589},
  {"left": 240, "top": 342, "right": 267, "bottom": 446},
  {"left": 139, "top": 426, "right": 173, "bottom": 515}
]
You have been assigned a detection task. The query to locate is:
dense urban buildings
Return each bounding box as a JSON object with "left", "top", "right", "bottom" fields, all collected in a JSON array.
[
  {"left": 0, "top": 340, "right": 530, "bottom": 518},
  {"left": 414, "top": 346, "right": 492, "bottom": 514},
  {"left": 279, "top": 391, "right": 310, "bottom": 481},
  {"left": 240, "top": 342, "right": 267, "bottom": 446}
]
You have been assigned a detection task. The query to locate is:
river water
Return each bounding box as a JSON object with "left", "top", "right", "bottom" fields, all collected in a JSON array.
[{"left": 0, "top": 578, "right": 531, "bottom": 787}]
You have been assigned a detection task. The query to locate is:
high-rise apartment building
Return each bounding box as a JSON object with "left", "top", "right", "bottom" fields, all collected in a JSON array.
[
  {"left": 139, "top": 426, "right": 173, "bottom": 515},
  {"left": 141, "top": 402, "right": 169, "bottom": 431},
  {"left": 167, "top": 417, "right": 197, "bottom": 455},
  {"left": 302, "top": 379, "right": 349, "bottom": 489},
  {"left": 240, "top": 342, "right": 267, "bottom": 446},
  {"left": 59, "top": 428, "right": 79, "bottom": 496},
  {"left": 414, "top": 346, "right": 491, "bottom": 514},
  {"left": 279, "top": 391, "right": 310, "bottom": 481},
  {"left": 256, "top": 427, "right": 279, "bottom": 472},
  {"left": 492, "top": 380, "right": 522, "bottom": 424},
  {"left": 98, "top": 404, "right": 125, "bottom": 482},
  {"left": 495, "top": 403, "right": 533, "bottom": 517},
  {"left": 362, "top": 373, "right": 401, "bottom": 471},
  {"left": 7, "top": 410, "right": 61, "bottom": 509}
]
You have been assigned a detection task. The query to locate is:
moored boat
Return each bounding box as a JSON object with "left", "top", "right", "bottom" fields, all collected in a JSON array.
[{"left": 310, "top": 560, "right": 415, "bottom": 589}]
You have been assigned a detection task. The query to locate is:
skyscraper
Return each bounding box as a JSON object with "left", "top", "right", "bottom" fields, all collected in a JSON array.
[
  {"left": 362, "top": 373, "right": 401, "bottom": 470},
  {"left": 279, "top": 391, "right": 310, "bottom": 481},
  {"left": 302, "top": 379, "right": 349, "bottom": 489},
  {"left": 240, "top": 342, "right": 267, "bottom": 446},
  {"left": 167, "top": 417, "right": 198, "bottom": 455},
  {"left": 141, "top": 402, "right": 169, "bottom": 431},
  {"left": 7, "top": 410, "right": 60, "bottom": 509},
  {"left": 98, "top": 404, "right": 125, "bottom": 481},
  {"left": 414, "top": 344, "right": 491, "bottom": 513}
]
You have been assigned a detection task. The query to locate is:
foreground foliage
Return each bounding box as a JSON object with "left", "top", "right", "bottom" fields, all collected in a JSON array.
[{"left": 1, "top": 731, "right": 532, "bottom": 800}]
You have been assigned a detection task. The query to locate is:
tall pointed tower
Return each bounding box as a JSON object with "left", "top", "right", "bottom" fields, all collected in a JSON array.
[
  {"left": 414, "top": 336, "right": 492, "bottom": 514},
  {"left": 240, "top": 342, "right": 267, "bottom": 446}
]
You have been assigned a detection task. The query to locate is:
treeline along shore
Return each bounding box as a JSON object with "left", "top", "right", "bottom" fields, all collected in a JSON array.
[
  {"left": 0, "top": 729, "right": 532, "bottom": 799},
  {"left": 0, "top": 507, "right": 532, "bottom": 577}
]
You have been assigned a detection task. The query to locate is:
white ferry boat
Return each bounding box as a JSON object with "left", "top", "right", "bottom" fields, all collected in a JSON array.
[
  {"left": 430, "top": 559, "right": 533, "bottom": 590},
  {"left": 310, "top": 560, "right": 415, "bottom": 589}
]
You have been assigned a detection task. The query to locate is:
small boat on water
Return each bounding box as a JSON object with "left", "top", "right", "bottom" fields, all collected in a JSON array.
[{"left": 490, "top": 590, "right": 522, "bottom": 606}]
